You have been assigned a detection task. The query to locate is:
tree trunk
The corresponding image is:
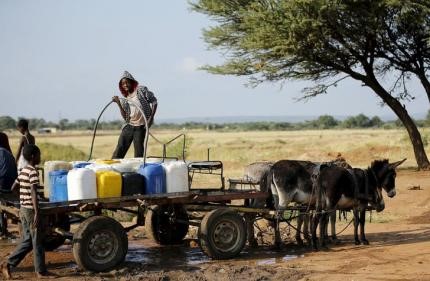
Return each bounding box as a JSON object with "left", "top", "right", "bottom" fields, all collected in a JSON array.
[
  {"left": 367, "top": 79, "right": 430, "bottom": 170},
  {"left": 418, "top": 73, "right": 430, "bottom": 104}
]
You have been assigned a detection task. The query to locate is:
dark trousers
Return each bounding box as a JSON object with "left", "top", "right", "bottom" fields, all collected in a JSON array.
[
  {"left": 112, "top": 124, "right": 146, "bottom": 159},
  {"left": 8, "top": 207, "right": 46, "bottom": 273}
]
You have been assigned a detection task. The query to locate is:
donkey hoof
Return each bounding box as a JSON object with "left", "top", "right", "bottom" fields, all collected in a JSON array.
[
  {"left": 361, "top": 239, "right": 369, "bottom": 245},
  {"left": 355, "top": 240, "right": 361, "bottom": 245}
]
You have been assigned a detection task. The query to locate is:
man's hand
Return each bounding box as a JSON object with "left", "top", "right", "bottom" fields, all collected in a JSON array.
[{"left": 112, "top": 96, "right": 121, "bottom": 104}]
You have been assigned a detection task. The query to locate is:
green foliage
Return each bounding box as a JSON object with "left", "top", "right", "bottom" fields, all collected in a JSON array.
[
  {"left": 0, "top": 116, "right": 16, "bottom": 130},
  {"left": 191, "top": 1, "right": 430, "bottom": 96},
  {"left": 38, "top": 142, "right": 87, "bottom": 164}
]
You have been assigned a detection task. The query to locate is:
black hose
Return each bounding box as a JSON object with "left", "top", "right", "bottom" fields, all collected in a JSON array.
[
  {"left": 87, "top": 101, "right": 114, "bottom": 161},
  {"left": 87, "top": 98, "right": 149, "bottom": 162}
]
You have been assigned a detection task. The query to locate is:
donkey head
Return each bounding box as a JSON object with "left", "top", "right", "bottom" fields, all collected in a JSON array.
[{"left": 370, "top": 158, "right": 406, "bottom": 198}]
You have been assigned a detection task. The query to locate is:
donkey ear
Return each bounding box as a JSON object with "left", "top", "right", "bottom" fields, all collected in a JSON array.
[{"left": 389, "top": 158, "right": 407, "bottom": 169}]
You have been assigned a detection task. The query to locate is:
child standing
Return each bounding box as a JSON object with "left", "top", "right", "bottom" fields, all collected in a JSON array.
[
  {"left": 1, "top": 144, "right": 50, "bottom": 279},
  {"left": 15, "top": 119, "right": 35, "bottom": 171}
]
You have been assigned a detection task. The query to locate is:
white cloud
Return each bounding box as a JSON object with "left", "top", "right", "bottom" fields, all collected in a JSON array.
[{"left": 178, "top": 57, "right": 202, "bottom": 73}]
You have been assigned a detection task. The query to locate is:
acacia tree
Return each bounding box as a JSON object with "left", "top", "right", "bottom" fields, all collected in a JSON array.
[{"left": 191, "top": 0, "right": 430, "bottom": 169}]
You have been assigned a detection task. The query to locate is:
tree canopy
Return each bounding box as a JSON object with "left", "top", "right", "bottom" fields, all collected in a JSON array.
[{"left": 191, "top": 0, "right": 430, "bottom": 169}]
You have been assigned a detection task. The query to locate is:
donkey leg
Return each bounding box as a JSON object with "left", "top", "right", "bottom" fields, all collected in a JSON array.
[
  {"left": 359, "top": 209, "right": 369, "bottom": 245},
  {"left": 322, "top": 213, "right": 330, "bottom": 245},
  {"left": 353, "top": 209, "right": 360, "bottom": 245},
  {"left": 319, "top": 213, "right": 329, "bottom": 249},
  {"left": 296, "top": 211, "right": 304, "bottom": 245},
  {"left": 273, "top": 211, "right": 282, "bottom": 249},
  {"left": 303, "top": 213, "right": 312, "bottom": 245},
  {"left": 245, "top": 214, "right": 258, "bottom": 248},
  {"left": 330, "top": 211, "right": 338, "bottom": 241},
  {"left": 311, "top": 212, "right": 320, "bottom": 250}
]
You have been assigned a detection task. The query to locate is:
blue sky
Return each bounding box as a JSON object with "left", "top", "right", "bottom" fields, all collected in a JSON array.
[{"left": 0, "top": 0, "right": 428, "bottom": 122}]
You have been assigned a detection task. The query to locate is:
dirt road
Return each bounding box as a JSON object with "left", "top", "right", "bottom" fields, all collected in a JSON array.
[{"left": 1, "top": 170, "right": 429, "bottom": 281}]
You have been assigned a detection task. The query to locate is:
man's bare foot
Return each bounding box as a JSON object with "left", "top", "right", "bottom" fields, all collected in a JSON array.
[{"left": 1, "top": 262, "right": 11, "bottom": 280}]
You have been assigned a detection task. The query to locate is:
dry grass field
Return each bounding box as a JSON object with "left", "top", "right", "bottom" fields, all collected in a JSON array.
[{"left": 7, "top": 128, "right": 429, "bottom": 177}]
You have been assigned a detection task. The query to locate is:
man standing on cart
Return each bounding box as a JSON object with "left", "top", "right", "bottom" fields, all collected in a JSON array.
[{"left": 112, "top": 71, "right": 157, "bottom": 159}]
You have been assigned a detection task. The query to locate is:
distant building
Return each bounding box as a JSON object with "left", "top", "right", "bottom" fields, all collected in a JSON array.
[{"left": 37, "top": 127, "right": 57, "bottom": 134}]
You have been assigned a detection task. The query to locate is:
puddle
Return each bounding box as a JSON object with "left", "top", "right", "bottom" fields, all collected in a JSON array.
[
  {"left": 127, "top": 243, "right": 210, "bottom": 266},
  {"left": 256, "top": 254, "right": 304, "bottom": 266},
  {"left": 127, "top": 241, "right": 304, "bottom": 268}
]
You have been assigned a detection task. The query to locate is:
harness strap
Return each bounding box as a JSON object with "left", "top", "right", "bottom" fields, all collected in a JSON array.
[{"left": 369, "top": 168, "right": 380, "bottom": 188}]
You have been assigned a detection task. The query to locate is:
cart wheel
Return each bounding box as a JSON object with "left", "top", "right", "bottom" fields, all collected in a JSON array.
[
  {"left": 198, "top": 209, "right": 246, "bottom": 260},
  {"left": 145, "top": 204, "right": 189, "bottom": 245},
  {"left": 72, "top": 216, "right": 128, "bottom": 272}
]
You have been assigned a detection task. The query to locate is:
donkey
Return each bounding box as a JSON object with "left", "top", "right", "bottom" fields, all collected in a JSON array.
[
  {"left": 309, "top": 159, "right": 405, "bottom": 249},
  {"left": 244, "top": 159, "right": 348, "bottom": 247},
  {"left": 296, "top": 157, "right": 352, "bottom": 245}
]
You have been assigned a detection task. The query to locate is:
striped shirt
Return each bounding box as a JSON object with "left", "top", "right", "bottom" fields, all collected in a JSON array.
[{"left": 14, "top": 165, "right": 43, "bottom": 209}]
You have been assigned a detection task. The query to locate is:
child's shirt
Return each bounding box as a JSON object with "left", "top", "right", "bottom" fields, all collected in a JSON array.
[{"left": 14, "top": 164, "right": 43, "bottom": 209}]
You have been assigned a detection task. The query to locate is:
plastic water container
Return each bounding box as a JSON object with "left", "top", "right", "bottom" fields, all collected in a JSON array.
[
  {"left": 121, "top": 158, "right": 146, "bottom": 171},
  {"left": 162, "top": 161, "right": 189, "bottom": 193},
  {"left": 137, "top": 163, "right": 166, "bottom": 194},
  {"left": 95, "top": 159, "right": 120, "bottom": 165},
  {"left": 72, "top": 162, "right": 91, "bottom": 169},
  {"left": 121, "top": 172, "right": 145, "bottom": 196},
  {"left": 112, "top": 162, "right": 136, "bottom": 173},
  {"left": 44, "top": 161, "right": 73, "bottom": 199},
  {"left": 49, "top": 170, "right": 68, "bottom": 202},
  {"left": 96, "top": 171, "right": 122, "bottom": 198},
  {"left": 67, "top": 168, "right": 97, "bottom": 200},
  {"left": 86, "top": 163, "right": 114, "bottom": 172}
]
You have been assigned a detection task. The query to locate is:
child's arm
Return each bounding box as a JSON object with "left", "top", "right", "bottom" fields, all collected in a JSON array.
[
  {"left": 31, "top": 184, "right": 40, "bottom": 228},
  {"left": 29, "top": 169, "right": 41, "bottom": 228}
]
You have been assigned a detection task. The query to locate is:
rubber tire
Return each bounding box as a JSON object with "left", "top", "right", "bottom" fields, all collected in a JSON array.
[
  {"left": 145, "top": 205, "right": 189, "bottom": 245},
  {"left": 198, "top": 209, "right": 246, "bottom": 260},
  {"left": 72, "top": 216, "right": 128, "bottom": 272}
]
